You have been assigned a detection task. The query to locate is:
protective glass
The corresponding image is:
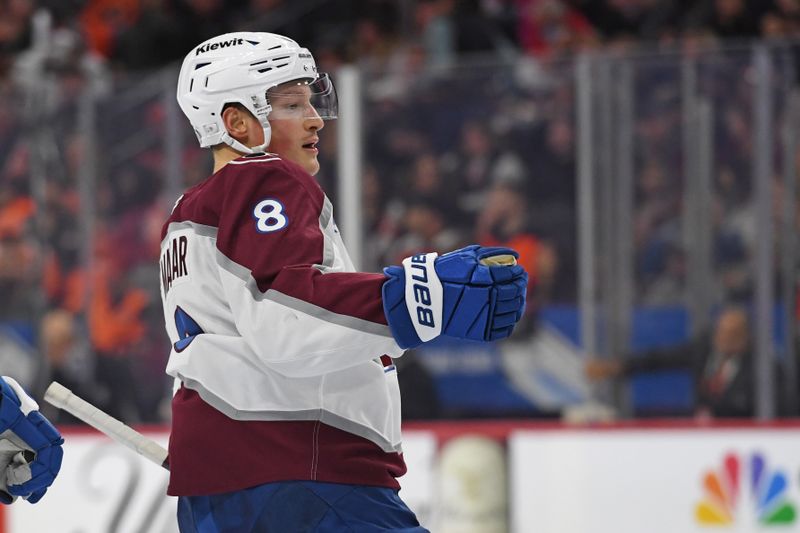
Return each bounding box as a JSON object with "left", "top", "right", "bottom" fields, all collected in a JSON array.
[{"left": 266, "top": 73, "right": 338, "bottom": 121}]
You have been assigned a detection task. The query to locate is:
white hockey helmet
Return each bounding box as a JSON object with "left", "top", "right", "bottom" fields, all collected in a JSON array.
[{"left": 176, "top": 32, "right": 337, "bottom": 154}]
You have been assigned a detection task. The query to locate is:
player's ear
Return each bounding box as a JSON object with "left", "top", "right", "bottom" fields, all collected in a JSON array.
[{"left": 221, "top": 105, "right": 248, "bottom": 140}]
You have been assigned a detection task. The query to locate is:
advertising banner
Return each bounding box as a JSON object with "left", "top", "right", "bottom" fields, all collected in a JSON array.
[
  {"left": 12, "top": 423, "right": 800, "bottom": 532},
  {"left": 7, "top": 432, "right": 176, "bottom": 533},
  {"left": 510, "top": 427, "right": 800, "bottom": 533},
  {"left": 5, "top": 430, "right": 438, "bottom": 532}
]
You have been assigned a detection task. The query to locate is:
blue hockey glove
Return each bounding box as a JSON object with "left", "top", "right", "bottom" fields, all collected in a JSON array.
[
  {"left": 0, "top": 377, "right": 63, "bottom": 504},
  {"left": 382, "top": 245, "right": 528, "bottom": 349}
]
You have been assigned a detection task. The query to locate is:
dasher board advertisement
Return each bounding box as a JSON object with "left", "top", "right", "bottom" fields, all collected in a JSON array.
[
  {"left": 510, "top": 427, "right": 800, "bottom": 533},
  {"left": 3, "top": 430, "right": 437, "bottom": 532}
]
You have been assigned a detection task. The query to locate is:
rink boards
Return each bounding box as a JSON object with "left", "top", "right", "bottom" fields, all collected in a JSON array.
[{"left": 5, "top": 422, "right": 800, "bottom": 532}]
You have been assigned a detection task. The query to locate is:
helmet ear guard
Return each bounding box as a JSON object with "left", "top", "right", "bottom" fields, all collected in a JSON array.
[{"left": 176, "top": 32, "right": 336, "bottom": 155}]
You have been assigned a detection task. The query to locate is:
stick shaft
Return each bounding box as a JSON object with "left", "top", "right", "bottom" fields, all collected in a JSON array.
[{"left": 44, "top": 382, "right": 169, "bottom": 471}]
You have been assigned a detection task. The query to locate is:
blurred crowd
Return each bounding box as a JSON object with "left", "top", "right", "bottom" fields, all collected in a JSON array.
[
  {"left": 1, "top": 1, "right": 800, "bottom": 74},
  {"left": 1, "top": 0, "right": 800, "bottom": 423}
]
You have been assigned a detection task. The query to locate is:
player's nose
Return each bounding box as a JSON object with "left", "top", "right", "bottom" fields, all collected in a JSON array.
[{"left": 305, "top": 105, "right": 324, "bottom": 131}]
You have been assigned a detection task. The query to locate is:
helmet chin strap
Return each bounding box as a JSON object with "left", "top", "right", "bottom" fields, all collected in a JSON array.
[{"left": 221, "top": 124, "right": 272, "bottom": 155}]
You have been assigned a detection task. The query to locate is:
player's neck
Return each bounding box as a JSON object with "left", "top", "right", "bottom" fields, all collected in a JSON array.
[{"left": 212, "top": 145, "right": 247, "bottom": 173}]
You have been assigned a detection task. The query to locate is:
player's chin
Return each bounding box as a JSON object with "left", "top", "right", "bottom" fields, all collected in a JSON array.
[{"left": 303, "top": 155, "right": 321, "bottom": 176}]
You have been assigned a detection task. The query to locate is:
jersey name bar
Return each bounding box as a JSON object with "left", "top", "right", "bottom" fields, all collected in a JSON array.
[{"left": 161, "top": 235, "right": 188, "bottom": 295}]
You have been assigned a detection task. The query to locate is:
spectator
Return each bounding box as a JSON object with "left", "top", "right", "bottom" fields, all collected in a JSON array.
[
  {"left": 384, "top": 195, "right": 466, "bottom": 265},
  {"left": 585, "top": 305, "right": 765, "bottom": 418},
  {"left": 415, "top": 0, "right": 456, "bottom": 69},
  {"left": 86, "top": 233, "right": 150, "bottom": 422},
  {"left": 0, "top": 172, "right": 37, "bottom": 321},
  {"left": 770, "top": 0, "right": 800, "bottom": 36},
  {"left": 477, "top": 181, "right": 557, "bottom": 310},
  {"left": 405, "top": 153, "right": 459, "bottom": 217},
  {"left": 111, "top": 0, "right": 188, "bottom": 70},
  {"left": 634, "top": 157, "right": 682, "bottom": 296},
  {"left": 684, "top": 0, "right": 763, "bottom": 40},
  {"left": 174, "top": 0, "right": 231, "bottom": 51},
  {"left": 441, "top": 119, "right": 517, "bottom": 224},
  {"left": 38, "top": 308, "right": 96, "bottom": 424},
  {"left": 0, "top": 228, "right": 37, "bottom": 321},
  {"left": 526, "top": 115, "right": 575, "bottom": 206},
  {"left": 639, "top": 242, "right": 687, "bottom": 306},
  {"left": 574, "top": 0, "right": 690, "bottom": 42},
  {"left": 518, "top": 114, "right": 578, "bottom": 301},
  {"left": 453, "top": 0, "right": 515, "bottom": 55},
  {"left": 517, "top": 0, "right": 597, "bottom": 59},
  {"left": 0, "top": 187, "right": 33, "bottom": 240},
  {"left": 79, "top": 0, "right": 139, "bottom": 58},
  {"left": 0, "top": 0, "right": 33, "bottom": 75}
]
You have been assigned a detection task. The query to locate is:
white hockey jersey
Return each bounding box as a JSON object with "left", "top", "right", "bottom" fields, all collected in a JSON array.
[{"left": 159, "top": 153, "right": 407, "bottom": 496}]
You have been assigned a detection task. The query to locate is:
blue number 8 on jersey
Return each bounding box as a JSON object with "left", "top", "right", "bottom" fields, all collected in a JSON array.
[{"left": 382, "top": 245, "right": 528, "bottom": 349}]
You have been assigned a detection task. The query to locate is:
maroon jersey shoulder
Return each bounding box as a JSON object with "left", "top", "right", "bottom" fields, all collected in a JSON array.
[
  {"left": 161, "top": 154, "right": 324, "bottom": 240},
  {"left": 161, "top": 174, "right": 221, "bottom": 239},
  {"left": 219, "top": 154, "right": 325, "bottom": 219},
  {"left": 160, "top": 154, "right": 388, "bottom": 323},
  {"left": 213, "top": 155, "right": 328, "bottom": 291}
]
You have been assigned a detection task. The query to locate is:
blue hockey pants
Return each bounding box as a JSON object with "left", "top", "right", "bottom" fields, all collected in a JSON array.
[{"left": 177, "top": 480, "right": 430, "bottom": 532}]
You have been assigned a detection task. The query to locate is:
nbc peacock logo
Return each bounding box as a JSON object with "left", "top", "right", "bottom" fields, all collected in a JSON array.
[{"left": 696, "top": 452, "right": 796, "bottom": 527}]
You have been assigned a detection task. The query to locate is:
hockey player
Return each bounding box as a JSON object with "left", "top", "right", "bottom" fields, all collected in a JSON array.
[
  {"left": 164, "top": 31, "right": 528, "bottom": 532},
  {"left": 0, "top": 376, "right": 64, "bottom": 504}
]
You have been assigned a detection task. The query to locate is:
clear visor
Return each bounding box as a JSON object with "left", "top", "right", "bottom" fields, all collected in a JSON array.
[{"left": 266, "top": 72, "right": 338, "bottom": 121}]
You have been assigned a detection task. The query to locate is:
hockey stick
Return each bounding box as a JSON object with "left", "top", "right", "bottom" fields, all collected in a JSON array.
[{"left": 44, "top": 382, "right": 170, "bottom": 471}]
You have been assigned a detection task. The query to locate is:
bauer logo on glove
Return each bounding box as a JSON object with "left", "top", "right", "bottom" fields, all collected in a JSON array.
[
  {"left": 383, "top": 245, "right": 528, "bottom": 349},
  {"left": 403, "top": 253, "right": 444, "bottom": 342}
]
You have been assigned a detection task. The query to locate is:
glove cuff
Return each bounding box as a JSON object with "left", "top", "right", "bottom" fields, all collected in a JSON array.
[
  {"left": 2, "top": 377, "right": 38, "bottom": 415},
  {"left": 0, "top": 379, "right": 25, "bottom": 433},
  {"left": 382, "top": 266, "right": 424, "bottom": 349}
]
